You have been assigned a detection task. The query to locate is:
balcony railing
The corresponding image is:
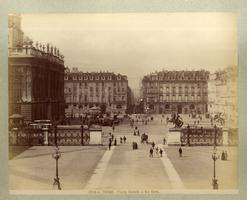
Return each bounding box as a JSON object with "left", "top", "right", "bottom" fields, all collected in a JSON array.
[{"left": 8, "top": 47, "right": 64, "bottom": 65}]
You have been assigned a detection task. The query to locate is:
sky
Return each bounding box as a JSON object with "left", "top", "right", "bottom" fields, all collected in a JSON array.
[{"left": 21, "top": 13, "right": 237, "bottom": 96}]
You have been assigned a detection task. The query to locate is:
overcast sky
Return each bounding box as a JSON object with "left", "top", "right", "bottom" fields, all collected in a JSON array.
[{"left": 21, "top": 13, "right": 237, "bottom": 94}]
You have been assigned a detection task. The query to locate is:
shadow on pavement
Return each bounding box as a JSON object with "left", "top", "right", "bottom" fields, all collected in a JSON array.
[
  {"left": 9, "top": 146, "right": 31, "bottom": 160},
  {"left": 11, "top": 146, "right": 107, "bottom": 160}
]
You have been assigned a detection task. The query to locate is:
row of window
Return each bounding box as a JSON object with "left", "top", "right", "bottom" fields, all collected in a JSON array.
[
  {"left": 64, "top": 75, "right": 123, "bottom": 81},
  {"left": 66, "top": 103, "right": 124, "bottom": 108},
  {"left": 146, "top": 95, "right": 205, "bottom": 102},
  {"left": 146, "top": 93, "right": 204, "bottom": 96},
  {"left": 65, "top": 87, "right": 126, "bottom": 93},
  {"left": 148, "top": 75, "right": 206, "bottom": 81},
  {"left": 146, "top": 86, "right": 207, "bottom": 91},
  {"left": 75, "top": 82, "right": 126, "bottom": 87},
  {"left": 67, "top": 95, "right": 126, "bottom": 101}
]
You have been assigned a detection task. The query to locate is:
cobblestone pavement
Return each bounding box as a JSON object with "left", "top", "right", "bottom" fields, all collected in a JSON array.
[{"left": 9, "top": 115, "right": 238, "bottom": 191}]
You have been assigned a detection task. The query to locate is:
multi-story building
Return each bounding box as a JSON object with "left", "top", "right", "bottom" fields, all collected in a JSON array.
[
  {"left": 142, "top": 70, "right": 209, "bottom": 114},
  {"left": 8, "top": 15, "right": 65, "bottom": 123},
  {"left": 208, "top": 66, "right": 238, "bottom": 129},
  {"left": 64, "top": 68, "right": 129, "bottom": 115}
]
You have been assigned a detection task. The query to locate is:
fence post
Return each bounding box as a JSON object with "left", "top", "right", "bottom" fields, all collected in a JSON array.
[{"left": 81, "top": 125, "right": 84, "bottom": 146}]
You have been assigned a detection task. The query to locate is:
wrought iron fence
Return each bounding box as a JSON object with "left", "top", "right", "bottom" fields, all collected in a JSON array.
[{"left": 9, "top": 125, "right": 90, "bottom": 146}]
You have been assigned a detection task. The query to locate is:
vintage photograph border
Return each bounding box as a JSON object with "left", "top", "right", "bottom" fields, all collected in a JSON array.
[{"left": 0, "top": 0, "right": 246, "bottom": 200}]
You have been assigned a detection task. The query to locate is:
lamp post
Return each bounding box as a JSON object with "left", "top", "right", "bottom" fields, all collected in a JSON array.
[
  {"left": 187, "top": 124, "right": 190, "bottom": 146},
  {"left": 52, "top": 146, "right": 61, "bottom": 190},
  {"left": 212, "top": 124, "right": 219, "bottom": 189}
]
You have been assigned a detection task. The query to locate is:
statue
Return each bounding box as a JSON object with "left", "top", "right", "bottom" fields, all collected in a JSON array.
[
  {"left": 168, "top": 113, "right": 184, "bottom": 128},
  {"left": 174, "top": 114, "right": 183, "bottom": 128},
  {"left": 54, "top": 46, "right": 57, "bottom": 55},
  {"left": 47, "top": 43, "right": 50, "bottom": 53}
]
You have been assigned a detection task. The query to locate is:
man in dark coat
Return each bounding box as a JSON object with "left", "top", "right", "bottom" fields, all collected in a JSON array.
[{"left": 179, "top": 147, "right": 182, "bottom": 157}]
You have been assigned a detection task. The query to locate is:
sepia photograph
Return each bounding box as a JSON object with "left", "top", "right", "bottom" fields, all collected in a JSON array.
[{"left": 8, "top": 12, "right": 238, "bottom": 194}]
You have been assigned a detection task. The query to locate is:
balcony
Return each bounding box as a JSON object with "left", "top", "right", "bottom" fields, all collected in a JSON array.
[{"left": 8, "top": 47, "right": 64, "bottom": 65}]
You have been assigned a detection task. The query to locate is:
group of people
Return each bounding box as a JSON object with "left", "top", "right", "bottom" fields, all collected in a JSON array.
[
  {"left": 149, "top": 142, "right": 163, "bottom": 157},
  {"left": 129, "top": 114, "right": 151, "bottom": 127},
  {"left": 108, "top": 133, "right": 127, "bottom": 150}
]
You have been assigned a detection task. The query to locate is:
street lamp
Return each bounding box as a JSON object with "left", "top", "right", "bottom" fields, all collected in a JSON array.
[
  {"left": 52, "top": 146, "right": 62, "bottom": 190},
  {"left": 212, "top": 125, "right": 219, "bottom": 189},
  {"left": 187, "top": 124, "right": 190, "bottom": 146}
]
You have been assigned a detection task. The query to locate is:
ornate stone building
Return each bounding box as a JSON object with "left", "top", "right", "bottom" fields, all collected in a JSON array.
[
  {"left": 64, "top": 68, "right": 129, "bottom": 115},
  {"left": 208, "top": 66, "right": 238, "bottom": 129},
  {"left": 142, "top": 70, "right": 209, "bottom": 114},
  {"left": 8, "top": 15, "right": 65, "bottom": 123}
]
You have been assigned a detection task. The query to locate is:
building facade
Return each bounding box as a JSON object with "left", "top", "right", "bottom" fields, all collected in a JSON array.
[
  {"left": 208, "top": 66, "right": 238, "bottom": 129},
  {"left": 142, "top": 70, "right": 209, "bottom": 114},
  {"left": 64, "top": 68, "right": 129, "bottom": 115},
  {"left": 8, "top": 15, "right": 65, "bottom": 123}
]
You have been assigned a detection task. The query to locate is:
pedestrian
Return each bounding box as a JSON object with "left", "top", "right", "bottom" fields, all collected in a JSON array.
[
  {"left": 179, "top": 147, "right": 182, "bottom": 157},
  {"left": 114, "top": 138, "right": 117, "bottom": 146},
  {"left": 221, "top": 151, "right": 225, "bottom": 160},
  {"left": 112, "top": 124, "right": 115, "bottom": 132},
  {"left": 137, "top": 130, "right": 140, "bottom": 136},
  {"left": 159, "top": 148, "right": 163, "bottom": 157},
  {"left": 111, "top": 134, "right": 114, "bottom": 141},
  {"left": 123, "top": 136, "right": 126, "bottom": 143},
  {"left": 163, "top": 137, "right": 166, "bottom": 145},
  {"left": 149, "top": 148, "right": 153, "bottom": 157},
  {"left": 120, "top": 137, "right": 123, "bottom": 144},
  {"left": 152, "top": 142, "right": 155, "bottom": 149},
  {"left": 109, "top": 139, "right": 112, "bottom": 150},
  {"left": 156, "top": 146, "right": 159, "bottom": 154}
]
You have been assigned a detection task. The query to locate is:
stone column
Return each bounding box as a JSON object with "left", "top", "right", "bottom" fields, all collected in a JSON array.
[{"left": 42, "top": 127, "right": 49, "bottom": 145}]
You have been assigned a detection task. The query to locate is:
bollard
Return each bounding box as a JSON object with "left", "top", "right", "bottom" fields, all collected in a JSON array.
[{"left": 42, "top": 127, "right": 49, "bottom": 145}]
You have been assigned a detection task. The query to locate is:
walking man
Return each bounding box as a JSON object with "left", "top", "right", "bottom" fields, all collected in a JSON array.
[
  {"left": 114, "top": 138, "right": 117, "bottom": 146},
  {"left": 163, "top": 137, "right": 166, "bottom": 145},
  {"left": 120, "top": 137, "right": 123, "bottom": 144},
  {"left": 179, "top": 147, "right": 182, "bottom": 157},
  {"left": 159, "top": 148, "right": 163, "bottom": 157},
  {"left": 123, "top": 136, "right": 126, "bottom": 143},
  {"left": 149, "top": 148, "right": 154, "bottom": 157},
  {"left": 109, "top": 138, "right": 112, "bottom": 150}
]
